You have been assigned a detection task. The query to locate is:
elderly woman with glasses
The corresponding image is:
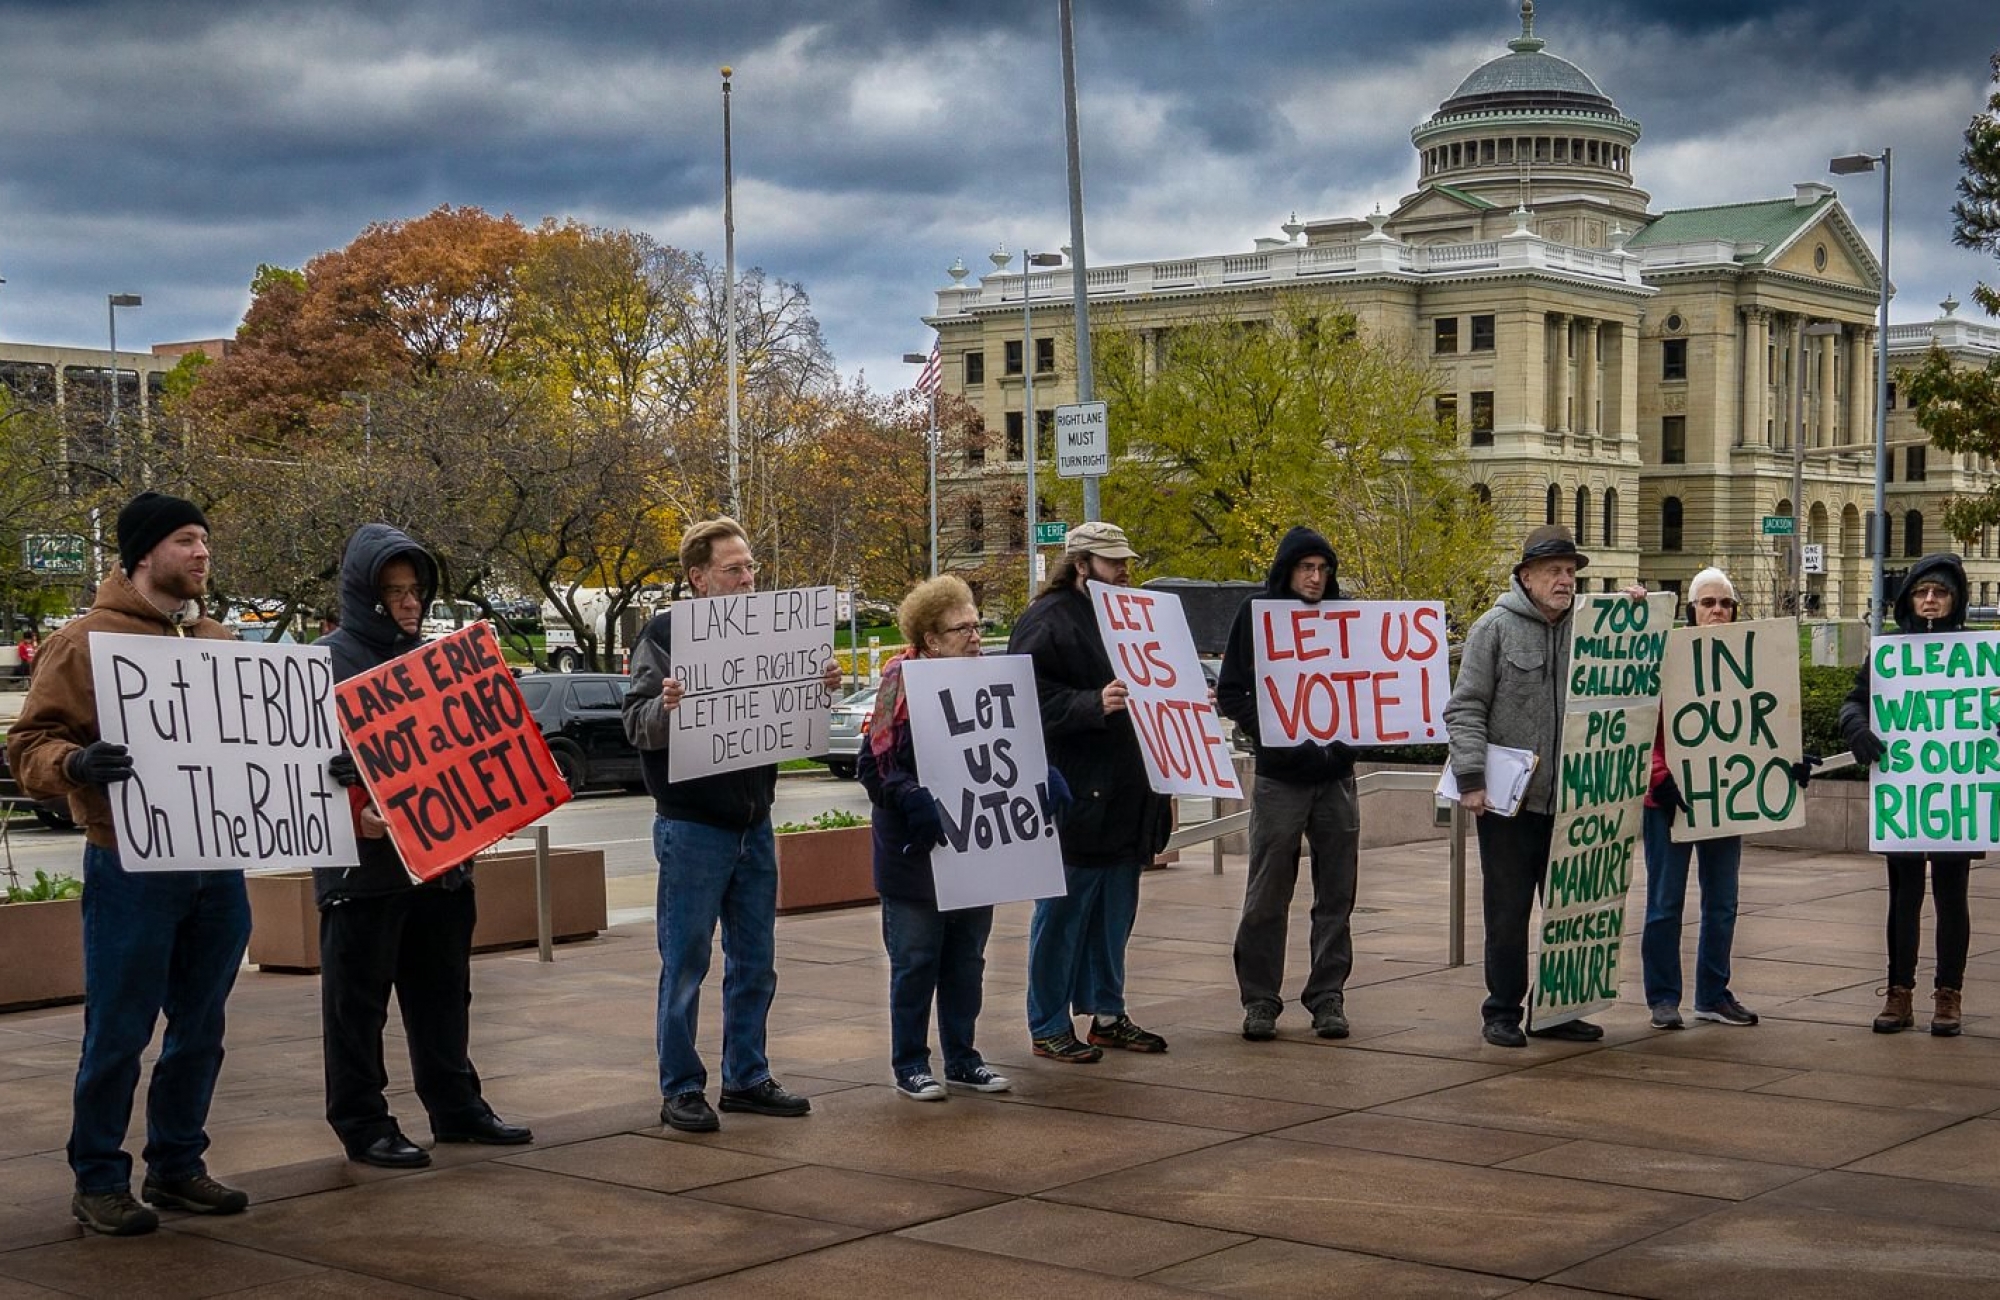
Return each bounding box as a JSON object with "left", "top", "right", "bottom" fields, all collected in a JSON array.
[{"left": 857, "top": 576, "right": 1012, "bottom": 1102}]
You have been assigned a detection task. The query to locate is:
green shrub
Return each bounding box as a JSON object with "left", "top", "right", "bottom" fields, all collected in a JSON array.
[
  {"left": 773, "top": 809, "right": 868, "bottom": 834},
  {"left": 3, "top": 869, "right": 82, "bottom": 903}
]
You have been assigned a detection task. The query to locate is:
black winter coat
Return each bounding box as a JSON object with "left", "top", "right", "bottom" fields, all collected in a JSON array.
[{"left": 1215, "top": 525, "right": 1355, "bottom": 786}]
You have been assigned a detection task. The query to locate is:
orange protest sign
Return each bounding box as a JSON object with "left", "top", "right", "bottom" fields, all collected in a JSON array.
[{"left": 333, "top": 622, "right": 570, "bottom": 881}]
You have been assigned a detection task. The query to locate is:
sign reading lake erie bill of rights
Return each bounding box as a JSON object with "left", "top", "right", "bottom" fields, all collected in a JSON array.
[
  {"left": 1530, "top": 701, "right": 1657, "bottom": 1029},
  {"left": 666, "top": 587, "right": 837, "bottom": 782},
  {"left": 1869, "top": 630, "right": 2000, "bottom": 853}
]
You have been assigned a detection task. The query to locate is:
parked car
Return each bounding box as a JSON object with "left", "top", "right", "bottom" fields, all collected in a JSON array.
[
  {"left": 514, "top": 672, "right": 643, "bottom": 794},
  {"left": 0, "top": 745, "right": 75, "bottom": 832},
  {"left": 819, "top": 684, "right": 879, "bottom": 780}
]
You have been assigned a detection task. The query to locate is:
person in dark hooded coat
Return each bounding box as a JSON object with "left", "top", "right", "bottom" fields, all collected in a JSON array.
[
  {"left": 1215, "top": 526, "right": 1361, "bottom": 1042},
  {"left": 1839, "top": 552, "right": 1978, "bottom": 1037},
  {"left": 315, "top": 523, "right": 531, "bottom": 1168}
]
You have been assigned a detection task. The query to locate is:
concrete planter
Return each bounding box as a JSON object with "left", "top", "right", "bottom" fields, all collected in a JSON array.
[
  {"left": 246, "top": 847, "right": 609, "bottom": 973},
  {"left": 1755, "top": 778, "right": 1872, "bottom": 854},
  {"left": 775, "top": 825, "right": 877, "bottom": 915},
  {"left": 0, "top": 896, "right": 85, "bottom": 1011}
]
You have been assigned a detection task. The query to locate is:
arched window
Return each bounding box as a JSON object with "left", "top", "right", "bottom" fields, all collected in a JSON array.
[
  {"left": 966, "top": 499, "right": 985, "bottom": 555},
  {"left": 1662, "top": 497, "right": 1684, "bottom": 552},
  {"left": 1545, "top": 484, "right": 1560, "bottom": 526},
  {"left": 1574, "top": 488, "right": 1590, "bottom": 544},
  {"left": 1904, "top": 511, "right": 1924, "bottom": 557},
  {"left": 1602, "top": 488, "right": 1619, "bottom": 547},
  {"left": 1471, "top": 483, "right": 1492, "bottom": 506}
]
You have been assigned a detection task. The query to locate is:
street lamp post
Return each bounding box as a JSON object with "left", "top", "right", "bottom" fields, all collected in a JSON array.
[
  {"left": 1830, "top": 147, "right": 1892, "bottom": 623},
  {"left": 106, "top": 293, "right": 141, "bottom": 484},
  {"left": 994, "top": 247, "right": 1066, "bottom": 602},
  {"left": 901, "top": 351, "right": 939, "bottom": 577}
]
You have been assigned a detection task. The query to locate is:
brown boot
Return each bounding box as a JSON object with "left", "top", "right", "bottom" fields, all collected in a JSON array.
[
  {"left": 1873, "top": 986, "right": 1915, "bottom": 1034},
  {"left": 1931, "top": 987, "right": 1963, "bottom": 1037}
]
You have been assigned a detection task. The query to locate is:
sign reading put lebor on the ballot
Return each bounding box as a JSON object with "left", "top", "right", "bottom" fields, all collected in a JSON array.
[
  {"left": 1087, "top": 580, "right": 1240, "bottom": 798},
  {"left": 1660, "top": 618, "right": 1805, "bottom": 843},
  {"left": 1251, "top": 599, "right": 1450, "bottom": 746},
  {"left": 1868, "top": 630, "right": 2000, "bottom": 853},
  {"left": 90, "top": 632, "right": 358, "bottom": 871},
  {"left": 667, "top": 587, "right": 837, "bottom": 782}
]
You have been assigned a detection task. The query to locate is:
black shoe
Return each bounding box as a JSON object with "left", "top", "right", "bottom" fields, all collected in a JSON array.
[
  {"left": 142, "top": 1171, "right": 248, "bottom": 1215},
  {"left": 353, "top": 1133, "right": 431, "bottom": 1168},
  {"left": 661, "top": 1091, "right": 720, "bottom": 1133},
  {"left": 71, "top": 1189, "right": 159, "bottom": 1236},
  {"left": 1312, "top": 999, "right": 1351, "bottom": 1040},
  {"left": 1528, "top": 1018, "right": 1605, "bottom": 1042},
  {"left": 1649, "top": 1003, "right": 1685, "bottom": 1031},
  {"left": 1481, "top": 1020, "right": 1527, "bottom": 1048},
  {"left": 1241, "top": 1007, "right": 1278, "bottom": 1041},
  {"left": 718, "top": 1079, "right": 811, "bottom": 1117},
  {"left": 434, "top": 1112, "right": 534, "bottom": 1145}
]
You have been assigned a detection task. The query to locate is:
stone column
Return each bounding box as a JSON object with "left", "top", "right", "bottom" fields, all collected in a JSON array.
[
  {"left": 1747, "top": 309, "right": 1770, "bottom": 446},
  {"left": 1846, "top": 325, "right": 1868, "bottom": 445},
  {"left": 1817, "top": 332, "right": 1837, "bottom": 448},
  {"left": 1551, "top": 313, "right": 1573, "bottom": 433},
  {"left": 1579, "top": 318, "right": 1599, "bottom": 436}
]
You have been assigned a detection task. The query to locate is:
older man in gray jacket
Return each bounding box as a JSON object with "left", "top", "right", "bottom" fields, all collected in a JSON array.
[{"left": 1444, "top": 524, "right": 1608, "bottom": 1049}]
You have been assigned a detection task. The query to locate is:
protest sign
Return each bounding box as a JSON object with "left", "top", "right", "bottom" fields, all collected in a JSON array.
[
  {"left": 1867, "top": 630, "right": 2000, "bottom": 853},
  {"left": 1530, "top": 702, "right": 1656, "bottom": 1028},
  {"left": 89, "top": 632, "right": 357, "bottom": 871},
  {"left": 1251, "top": 599, "right": 1449, "bottom": 746},
  {"left": 667, "top": 586, "right": 836, "bottom": 782},
  {"left": 901, "top": 654, "right": 1067, "bottom": 911},
  {"left": 335, "top": 622, "right": 569, "bottom": 881},
  {"left": 1087, "top": 580, "right": 1240, "bottom": 798},
  {"left": 1567, "top": 592, "right": 1676, "bottom": 704},
  {"left": 1660, "top": 617, "right": 1804, "bottom": 842}
]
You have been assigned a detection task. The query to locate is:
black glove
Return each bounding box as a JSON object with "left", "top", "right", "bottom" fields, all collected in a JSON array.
[
  {"left": 1846, "top": 726, "right": 1885, "bottom": 766},
  {"left": 1790, "top": 754, "right": 1824, "bottom": 787},
  {"left": 1324, "top": 741, "right": 1357, "bottom": 780},
  {"left": 327, "top": 752, "right": 363, "bottom": 789},
  {"left": 1654, "top": 773, "right": 1687, "bottom": 819},
  {"left": 1044, "top": 766, "right": 1073, "bottom": 821},
  {"left": 898, "top": 786, "right": 947, "bottom": 849},
  {"left": 65, "top": 741, "right": 134, "bottom": 786}
]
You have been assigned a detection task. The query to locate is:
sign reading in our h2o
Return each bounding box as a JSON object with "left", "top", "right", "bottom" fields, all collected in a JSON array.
[
  {"left": 1567, "top": 592, "right": 1675, "bottom": 703},
  {"left": 666, "top": 587, "right": 836, "bottom": 782},
  {"left": 901, "top": 654, "right": 1067, "bottom": 911},
  {"left": 1087, "top": 581, "right": 1240, "bottom": 798},
  {"left": 1055, "top": 402, "right": 1108, "bottom": 478},
  {"left": 89, "top": 632, "right": 358, "bottom": 871},
  {"left": 1867, "top": 630, "right": 2000, "bottom": 852},
  {"left": 1251, "top": 600, "right": 1450, "bottom": 746},
  {"left": 1660, "top": 618, "right": 1805, "bottom": 843}
]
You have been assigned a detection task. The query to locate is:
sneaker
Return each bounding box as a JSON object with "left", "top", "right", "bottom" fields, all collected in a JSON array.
[
  {"left": 1241, "top": 1007, "right": 1278, "bottom": 1041},
  {"left": 1087, "top": 1015, "right": 1169, "bottom": 1054},
  {"left": 895, "top": 1072, "right": 947, "bottom": 1102},
  {"left": 660, "top": 1091, "right": 720, "bottom": 1133},
  {"left": 141, "top": 1171, "right": 248, "bottom": 1215},
  {"left": 1031, "top": 1030, "right": 1103, "bottom": 1063},
  {"left": 1481, "top": 1020, "right": 1527, "bottom": 1048},
  {"left": 1528, "top": 1018, "right": 1605, "bottom": 1042},
  {"left": 71, "top": 1189, "right": 159, "bottom": 1237},
  {"left": 1693, "top": 997, "right": 1759, "bottom": 1027},
  {"left": 945, "top": 1064, "right": 1013, "bottom": 1093},
  {"left": 1311, "top": 1000, "right": 1350, "bottom": 1040},
  {"left": 1649, "top": 1003, "right": 1685, "bottom": 1031},
  {"left": 719, "top": 1078, "right": 811, "bottom": 1117}
]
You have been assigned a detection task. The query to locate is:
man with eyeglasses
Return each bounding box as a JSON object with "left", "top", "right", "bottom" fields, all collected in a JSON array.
[
  {"left": 1009, "top": 521, "right": 1175, "bottom": 1063},
  {"left": 314, "top": 524, "right": 532, "bottom": 1169},
  {"left": 1216, "top": 526, "right": 1362, "bottom": 1042},
  {"left": 624, "top": 516, "right": 843, "bottom": 1132}
]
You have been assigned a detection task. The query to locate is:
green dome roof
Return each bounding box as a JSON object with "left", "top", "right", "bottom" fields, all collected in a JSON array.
[{"left": 1425, "top": 3, "right": 1623, "bottom": 122}]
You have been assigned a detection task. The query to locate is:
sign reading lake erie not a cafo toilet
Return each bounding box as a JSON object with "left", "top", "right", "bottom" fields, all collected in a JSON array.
[{"left": 1869, "top": 630, "right": 2000, "bottom": 853}]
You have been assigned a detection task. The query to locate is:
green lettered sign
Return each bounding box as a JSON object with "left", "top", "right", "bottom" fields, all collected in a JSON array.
[
  {"left": 1868, "top": 630, "right": 2000, "bottom": 852},
  {"left": 1660, "top": 618, "right": 1805, "bottom": 842},
  {"left": 1761, "top": 515, "right": 1796, "bottom": 536},
  {"left": 1033, "top": 521, "right": 1068, "bottom": 546}
]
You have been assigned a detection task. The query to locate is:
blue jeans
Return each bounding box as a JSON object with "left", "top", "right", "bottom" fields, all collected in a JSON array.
[
  {"left": 654, "top": 816, "right": 778, "bottom": 1098},
  {"left": 880, "top": 895, "right": 993, "bottom": 1078},
  {"left": 1026, "top": 861, "right": 1143, "bottom": 1039},
  {"left": 1640, "top": 806, "right": 1742, "bottom": 1011},
  {"left": 69, "top": 844, "right": 251, "bottom": 1193}
]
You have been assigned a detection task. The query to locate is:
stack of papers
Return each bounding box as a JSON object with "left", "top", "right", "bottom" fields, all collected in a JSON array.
[{"left": 1436, "top": 745, "right": 1538, "bottom": 817}]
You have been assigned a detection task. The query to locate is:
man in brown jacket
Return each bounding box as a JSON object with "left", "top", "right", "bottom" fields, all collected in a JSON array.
[{"left": 8, "top": 492, "right": 252, "bottom": 1237}]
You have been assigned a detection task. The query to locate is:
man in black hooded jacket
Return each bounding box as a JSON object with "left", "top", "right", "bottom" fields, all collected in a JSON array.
[
  {"left": 316, "top": 523, "right": 531, "bottom": 1168},
  {"left": 1215, "top": 526, "right": 1360, "bottom": 1042}
]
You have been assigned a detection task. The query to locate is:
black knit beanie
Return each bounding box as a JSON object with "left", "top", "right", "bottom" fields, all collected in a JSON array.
[{"left": 117, "top": 492, "right": 209, "bottom": 574}]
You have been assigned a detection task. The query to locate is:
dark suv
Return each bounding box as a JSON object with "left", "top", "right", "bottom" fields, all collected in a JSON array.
[{"left": 514, "top": 672, "right": 643, "bottom": 794}]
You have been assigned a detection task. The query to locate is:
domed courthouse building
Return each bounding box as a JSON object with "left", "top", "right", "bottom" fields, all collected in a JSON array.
[{"left": 923, "top": 2, "right": 2000, "bottom": 616}]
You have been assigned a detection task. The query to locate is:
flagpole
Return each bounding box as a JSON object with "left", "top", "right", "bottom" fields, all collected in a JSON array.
[{"left": 722, "top": 66, "right": 741, "bottom": 519}]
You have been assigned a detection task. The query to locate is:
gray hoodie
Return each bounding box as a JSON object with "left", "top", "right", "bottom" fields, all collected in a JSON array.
[{"left": 1444, "top": 577, "right": 1571, "bottom": 816}]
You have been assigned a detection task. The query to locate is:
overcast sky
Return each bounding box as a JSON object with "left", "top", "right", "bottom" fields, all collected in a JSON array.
[{"left": 0, "top": 1, "right": 1992, "bottom": 389}]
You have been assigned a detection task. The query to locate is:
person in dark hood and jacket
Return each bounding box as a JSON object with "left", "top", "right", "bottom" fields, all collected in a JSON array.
[
  {"left": 315, "top": 523, "right": 532, "bottom": 1168},
  {"left": 1839, "top": 552, "right": 1977, "bottom": 1037},
  {"left": 1215, "top": 526, "right": 1361, "bottom": 1042}
]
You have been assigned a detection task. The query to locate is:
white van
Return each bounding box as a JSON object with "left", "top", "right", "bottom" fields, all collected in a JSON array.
[{"left": 421, "top": 599, "right": 481, "bottom": 638}]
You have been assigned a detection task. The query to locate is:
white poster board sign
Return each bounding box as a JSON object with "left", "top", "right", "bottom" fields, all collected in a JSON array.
[
  {"left": 1660, "top": 618, "right": 1805, "bottom": 842},
  {"left": 1251, "top": 599, "right": 1450, "bottom": 746},
  {"left": 667, "top": 587, "right": 837, "bottom": 781},
  {"left": 1567, "top": 592, "right": 1676, "bottom": 705},
  {"left": 1868, "top": 631, "right": 2000, "bottom": 853},
  {"left": 1087, "top": 580, "right": 1240, "bottom": 798},
  {"left": 89, "top": 632, "right": 358, "bottom": 871},
  {"left": 902, "top": 654, "right": 1067, "bottom": 911}
]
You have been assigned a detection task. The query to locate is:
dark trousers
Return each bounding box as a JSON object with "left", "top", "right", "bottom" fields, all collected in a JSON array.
[
  {"left": 1475, "top": 809, "right": 1555, "bottom": 1026},
  {"left": 1234, "top": 774, "right": 1359, "bottom": 1014},
  {"left": 319, "top": 884, "right": 487, "bottom": 1153},
  {"left": 880, "top": 895, "right": 994, "bottom": 1079},
  {"left": 1885, "top": 854, "right": 1972, "bottom": 991}
]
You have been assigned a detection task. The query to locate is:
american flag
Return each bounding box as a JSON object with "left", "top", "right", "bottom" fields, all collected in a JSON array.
[{"left": 914, "top": 342, "right": 941, "bottom": 396}]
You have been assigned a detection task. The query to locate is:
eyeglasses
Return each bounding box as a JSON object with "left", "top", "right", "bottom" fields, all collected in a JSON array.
[
  {"left": 1694, "top": 597, "right": 1736, "bottom": 610},
  {"left": 938, "top": 621, "right": 980, "bottom": 637},
  {"left": 1295, "top": 562, "right": 1332, "bottom": 576},
  {"left": 1912, "top": 585, "right": 1951, "bottom": 599},
  {"left": 711, "top": 561, "right": 759, "bottom": 578},
  {"left": 381, "top": 584, "right": 423, "bottom": 603}
]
